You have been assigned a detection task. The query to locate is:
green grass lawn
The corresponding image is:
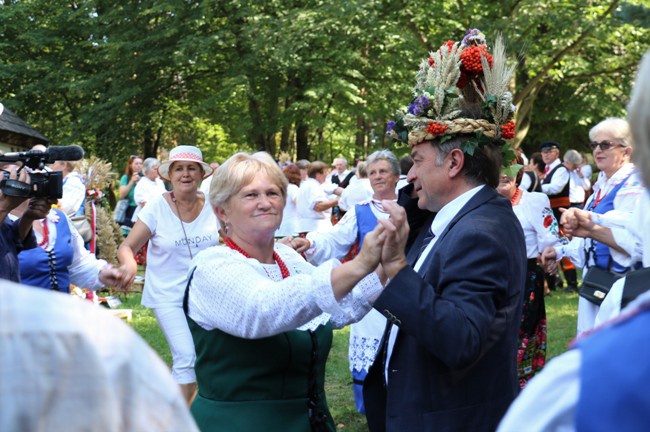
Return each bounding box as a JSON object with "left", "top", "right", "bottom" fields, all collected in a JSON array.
[{"left": 115, "top": 290, "right": 578, "bottom": 431}]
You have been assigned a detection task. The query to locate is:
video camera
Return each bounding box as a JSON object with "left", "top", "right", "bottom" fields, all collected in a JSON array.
[{"left": 0, "top": 146, "right": 85, "bottom": 199}]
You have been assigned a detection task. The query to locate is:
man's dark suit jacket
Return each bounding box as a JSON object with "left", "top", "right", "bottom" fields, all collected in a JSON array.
[{"left": 364, "top": 185, "right": 527, "bottom": 432}]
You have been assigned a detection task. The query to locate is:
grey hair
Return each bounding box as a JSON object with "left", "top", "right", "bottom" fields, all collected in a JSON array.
[
  {"left": 356, "top": 161, "right": 368, "bottom": 178},
  {"left": 563, "top": 150, "right": 583, "bottom": 165},
  {"left": 629, "top": 51, "right": 650, "bottom": 188},
  {"left": 589, "top": 117, "right": 632, "bottom": 148},
  {"left": 142, "top": 157, "right": 160, "bottom": 174},
  {"left": 366, "top": 150, "right": 400, "bottom": 176},
  {"left": 295, "top": 159, "right": 310, "bottom": 170},
  {"left": 434, "top": 139, "right": 462, "bottom": 166}
]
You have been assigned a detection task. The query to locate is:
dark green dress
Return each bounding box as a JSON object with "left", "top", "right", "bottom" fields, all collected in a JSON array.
[{"left": 187, "top": 317, "right": 336, "bottom": 432}]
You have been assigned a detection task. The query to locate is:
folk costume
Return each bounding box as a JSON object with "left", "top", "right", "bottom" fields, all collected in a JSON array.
[
  {"left": 511, "top": 190, "right": 566, "bottom": 387},
  {"left": 498, "top": 290, "right": 650, "bottom": 431},
  {"left": 185, "top": 243, "right": 383, "bottom": 431},
  {"left": 596, "top": 190, "right": 650, "bottom": 324},
  {"left": 553, "top": 163, "right": 643, "bottom": 334},
  {"left": 18, "top": 208, "right": 107, "bottom": 293},
  {"left": 330, "top": 170, "right": 356, "bottom": 189},
  {"left": 541, "top": 156, "right": 571, "bottom": 220}
]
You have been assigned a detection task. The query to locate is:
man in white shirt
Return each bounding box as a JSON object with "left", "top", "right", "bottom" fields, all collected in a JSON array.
[
  {"left": 563, "top": 149, "right": 591, "bottom": 207},
  {"left": 329, "top": 157, "right": 356, "bottom": 189}
]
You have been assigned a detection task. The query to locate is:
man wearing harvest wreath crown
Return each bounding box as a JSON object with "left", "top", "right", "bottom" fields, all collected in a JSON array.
[{"left": 362, "top": 29, "right": 527, "bottom": 431}]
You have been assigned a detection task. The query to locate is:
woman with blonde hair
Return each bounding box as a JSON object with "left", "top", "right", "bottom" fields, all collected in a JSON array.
[
  {"left": 184, "top": 151, "right": 385, "bottom": 431},
  {"left": 542, "top": 117, "right": 644, "bottom": 334}
]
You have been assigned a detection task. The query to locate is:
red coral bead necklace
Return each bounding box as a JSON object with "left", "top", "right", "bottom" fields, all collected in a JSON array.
[
  {"left": 224, "top": 237, "right": 290, "bottom": 279},
  {"left": 510, "top": 187, "right": 521, "bottom": 205}
]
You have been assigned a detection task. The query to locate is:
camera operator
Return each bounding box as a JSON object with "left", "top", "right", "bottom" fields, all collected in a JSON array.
[{"left": 0, "top": 162, "right": 54, "bottom": 282}]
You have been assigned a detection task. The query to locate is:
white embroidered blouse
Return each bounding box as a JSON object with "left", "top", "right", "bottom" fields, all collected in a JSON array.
[
  {"left": 187, "top": 242, "right": 382, "bottom": 338},
  {"left": 513, "top": 191, "right": 565, "bottom": 259}
]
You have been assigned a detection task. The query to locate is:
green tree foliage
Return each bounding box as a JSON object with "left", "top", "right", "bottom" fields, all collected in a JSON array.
[{"left": 1, "top": 0, "right": 648, "bottom": 167}]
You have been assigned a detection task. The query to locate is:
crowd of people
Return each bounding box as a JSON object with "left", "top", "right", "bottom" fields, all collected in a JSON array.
[{"left": 1, "top": 33, "right": 649, "bottom": 432}]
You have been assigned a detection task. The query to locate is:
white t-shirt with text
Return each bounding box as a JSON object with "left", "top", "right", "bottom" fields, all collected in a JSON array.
[{"left": 138, "top": 193, "right": 219, "bottom": 308}]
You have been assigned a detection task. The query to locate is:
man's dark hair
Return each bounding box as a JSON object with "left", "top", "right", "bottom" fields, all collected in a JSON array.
[
  {"left": 530, "top": 152, "right": 545, "bottom": 173},
  {"left": 432, "top": 136, "right": 502, "bottom": 188},
  {"left": 399, "top": 156, "right": 413, "bottom": 175}
]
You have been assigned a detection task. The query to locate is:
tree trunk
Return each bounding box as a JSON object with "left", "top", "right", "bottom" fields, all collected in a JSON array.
[
  {"left": 248, "top": 96, "right": 266, "bottom": 152},
  {"left": 296, "top": 123, "right": 310, "bottom": 160},
  {"left": 280, "top": 97, "right": 293, "bottom": 154},
  {"left": 143, "top": 127, "right": 155, "bottom": 158}
]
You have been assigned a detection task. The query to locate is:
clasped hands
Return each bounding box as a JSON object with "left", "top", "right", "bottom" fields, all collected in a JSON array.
[
  {"left": 558, "top": 207, "right": 595, "bottom": 238},
  {"left": 284, "top": 201, "right": 409, "bottom": 280},
  {"left": 540, "top": 206, "right": 594, "bottom": 274}
]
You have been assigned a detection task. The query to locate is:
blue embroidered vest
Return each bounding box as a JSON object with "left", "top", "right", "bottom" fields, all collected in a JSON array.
[
  {"left": 576, "top": 306, "right": 650, "bottom": 431},
  {"left": 19, "top": 209, "right": 74, "bottom": 292},
  {"left": 586, "top": 176, "right": 631, "bottom": 273},
  {"left": 355, "top": 203, "right": 378, "bottom": 248}
]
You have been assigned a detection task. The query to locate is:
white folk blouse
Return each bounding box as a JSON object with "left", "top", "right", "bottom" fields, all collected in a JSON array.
[{"left": 186, "top": 242, "right": 382, "bottom": 338}]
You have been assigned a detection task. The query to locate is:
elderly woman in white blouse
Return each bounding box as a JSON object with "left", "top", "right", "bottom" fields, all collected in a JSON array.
[
  {"left": 542, "top": 117, "right": 643, "bottom": 335},
  {"left": 184, "top": 151, "right": 385, "bottom": 432},
  {"left": 131, "top": 157, "right": 166, "bottom": 223},
  {"left": 497, "top": 155, "right": 566, "bottom": 388}
]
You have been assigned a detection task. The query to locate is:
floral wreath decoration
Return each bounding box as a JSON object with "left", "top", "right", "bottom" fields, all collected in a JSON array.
[{"left": 387, "top": 29, "right": 522, "bottom": 179}]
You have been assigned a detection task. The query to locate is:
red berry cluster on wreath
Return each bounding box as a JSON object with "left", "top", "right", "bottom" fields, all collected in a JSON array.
[
  {"left": 460, "top": 45, "right": 493, "bottom": 73},
  {"left": 426, "top": 121, "right": 448, "bottom": 136},
  {"left": 500, "top": 121, "right": 516, "bottom": 139}
]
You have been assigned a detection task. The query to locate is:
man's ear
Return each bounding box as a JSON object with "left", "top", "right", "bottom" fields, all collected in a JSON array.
[{"left": 447, "top": 148, "right": 465, "bottom": 179}]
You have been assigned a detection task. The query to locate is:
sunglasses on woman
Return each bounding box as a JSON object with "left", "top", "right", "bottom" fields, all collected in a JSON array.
[{"left": 588, "top": 140, "right": 625, "bottom": 151}]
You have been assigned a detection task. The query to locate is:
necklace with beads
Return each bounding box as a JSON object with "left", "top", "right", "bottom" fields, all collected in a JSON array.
[
  {"left": 224, "top": 237, "right": 290, "bottom": 279},
  {"left": 510, "top": 188, "right": 521, "bottom": 205}
]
